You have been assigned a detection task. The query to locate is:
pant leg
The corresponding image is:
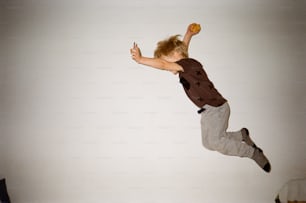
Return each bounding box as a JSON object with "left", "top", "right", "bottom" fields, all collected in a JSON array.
[
  {"left": 227, "top": 131, "right": 243, "bottom": 142},
  {"left": 200, "top": 102, "right": 254, "bottom": 158}
]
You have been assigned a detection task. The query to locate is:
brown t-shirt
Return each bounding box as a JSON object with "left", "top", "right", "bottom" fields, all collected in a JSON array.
[{"left": 176, "top": 58, "right": 227, "bottom": 108}]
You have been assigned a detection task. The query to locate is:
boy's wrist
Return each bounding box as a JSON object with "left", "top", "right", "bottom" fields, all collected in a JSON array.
[
  {"left": 185, "top": 31, "right": 193, "bottom": 36},
  {"left": 136, "top": 56, "right": 144, "bottom": 64},
  {"left": 137, "top": 56, "right": 142, "bottom": 62}
]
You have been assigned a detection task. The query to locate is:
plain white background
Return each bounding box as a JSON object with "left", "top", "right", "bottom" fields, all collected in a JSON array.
[{"left": 0, "top": 0, "right": 305, "bottom": 202}]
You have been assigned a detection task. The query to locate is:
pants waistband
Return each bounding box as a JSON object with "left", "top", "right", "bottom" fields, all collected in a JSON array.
[{"left": 197, "top": 102, "right": 228, "bottom": 114}]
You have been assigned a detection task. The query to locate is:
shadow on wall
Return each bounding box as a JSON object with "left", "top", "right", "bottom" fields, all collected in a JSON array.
[{"left": 0, "top": 179, "right": 11, "bottom": 203}]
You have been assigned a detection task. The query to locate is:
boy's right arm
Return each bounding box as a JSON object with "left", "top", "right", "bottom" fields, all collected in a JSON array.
[
  {"left": 136, "top": 56, "right": 183, "bottom": 74},
  {"left": 130, "top": 43, "right": 183, "bottom": 74}
]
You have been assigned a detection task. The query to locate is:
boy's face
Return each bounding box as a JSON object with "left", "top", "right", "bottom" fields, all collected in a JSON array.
[
  {"left": 161, "top": 51, "right": 183, "bottom": 62},
  {"left": 161, "top": 55, "right": 176, "bottom": 62}
]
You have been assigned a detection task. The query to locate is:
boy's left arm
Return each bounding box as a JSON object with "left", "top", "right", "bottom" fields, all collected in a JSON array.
[{"left": 183, "top": 23, "right": 201, "bottom": 51}]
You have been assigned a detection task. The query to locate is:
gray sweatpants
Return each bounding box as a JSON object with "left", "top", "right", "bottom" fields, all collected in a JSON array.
[{"left": 200, "top": 102, "right": 254, "bottom": 158}]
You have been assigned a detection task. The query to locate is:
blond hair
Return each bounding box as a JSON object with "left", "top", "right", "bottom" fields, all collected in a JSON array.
[{"left": 154, "top": 35, "right": 188, "bottom": 58}]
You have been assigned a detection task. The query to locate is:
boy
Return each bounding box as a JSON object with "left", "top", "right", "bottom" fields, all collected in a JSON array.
[{"left": 130, "top": 23, "right": 271, "bottom": 173}]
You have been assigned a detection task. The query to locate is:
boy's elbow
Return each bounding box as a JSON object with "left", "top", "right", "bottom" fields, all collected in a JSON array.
[
  {"left": 158, "top": 60, "right": 168, "bottom": 71},
  {"left": 156, "top": 59, "right": 178, "bottom": 72}
]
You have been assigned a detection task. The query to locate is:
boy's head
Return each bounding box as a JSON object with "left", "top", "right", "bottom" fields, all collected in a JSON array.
[{"left": 154, "top": 35, "right": 188, "bottom": 61}]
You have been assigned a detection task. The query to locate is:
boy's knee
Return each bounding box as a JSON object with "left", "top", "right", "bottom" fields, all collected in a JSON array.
[{"left": 202, "top": 139, "right": 218, "bottom": 151}]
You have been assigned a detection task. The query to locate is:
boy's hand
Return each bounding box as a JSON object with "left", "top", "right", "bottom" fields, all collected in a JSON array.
[
  {"left": 130, "top": 42, "right": 142, "bottom": 63},
  {"left": 187, "top": 23, "right": 201, "bottom": 36}
]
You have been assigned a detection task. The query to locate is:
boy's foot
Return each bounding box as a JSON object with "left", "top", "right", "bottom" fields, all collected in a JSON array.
[
  {"left": 252, "top": 147, "right": 271, "bottom": 173},
  {"left": 241, "top": 128, "right": 258, "bottom": 148}
]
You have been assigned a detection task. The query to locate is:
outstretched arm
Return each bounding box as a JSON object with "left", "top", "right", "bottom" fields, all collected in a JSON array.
[
  {"left": 130, "top": 43, "right": 183, "bottom": 74},
  {"left": 183, "top": 23, "right": 201, "bottom": 51}
]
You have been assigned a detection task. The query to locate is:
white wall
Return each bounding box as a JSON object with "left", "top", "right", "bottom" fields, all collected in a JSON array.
[{"left": 1, "top": 0, "right": 305, "bottom": 202}]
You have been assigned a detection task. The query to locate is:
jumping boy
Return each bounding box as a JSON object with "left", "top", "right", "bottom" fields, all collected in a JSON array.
[{"left": 130, "top": 23, "right": 271, "bottom": 173}]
